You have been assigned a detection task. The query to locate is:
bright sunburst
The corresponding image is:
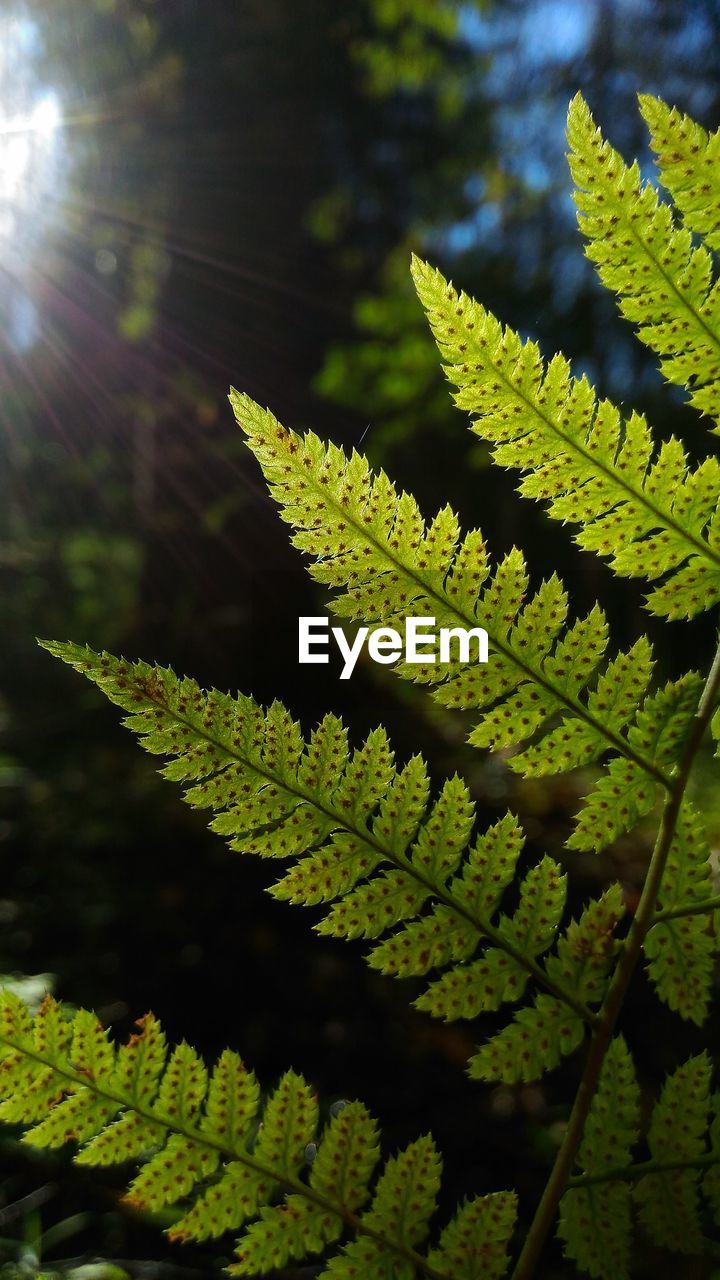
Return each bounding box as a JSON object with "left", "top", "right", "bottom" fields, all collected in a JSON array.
[{"left": 0, "top": 15, "right": 64, "bottom": 350}]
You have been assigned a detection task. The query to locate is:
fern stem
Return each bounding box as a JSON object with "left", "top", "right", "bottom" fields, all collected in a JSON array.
[
  {"left": 510, "top": 627, "right": 720, "bottom": 1280},
  {"left": 0, "top": 1033, "right": 451, "bottom": 1280},
  {"left": 653, "top": 892, "right": 720, "bottom": 923},
  {"left": 567, "top": 1151, "right": 720, "bottom": 1189}
]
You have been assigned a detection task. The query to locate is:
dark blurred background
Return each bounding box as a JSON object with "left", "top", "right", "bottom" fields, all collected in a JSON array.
[{"left": 1, "top": 0, "right": 719, "bottom": 1275}]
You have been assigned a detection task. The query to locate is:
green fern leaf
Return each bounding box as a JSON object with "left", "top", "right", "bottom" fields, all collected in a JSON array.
[
  {"left": 415, "top": 950, "right": 527, "bottom": 1021},
  {"left": 543, "top": 883, "right": 625, "bottom": 1003},
  {"left": 0, "top": 991, "right": 517, "bottom": 1279},
  {"left": 320, "top": 1136, "right": 444, "bottom": 1278},
  {"left": 644, "top": 804, "right": 717, "bottom": 1024},
  {"left": 229, "top": 391, "right": 683, "bottom": 804},
  {"left": 639, "top": 94, "right": 720, "bottom": 253},
  {"left": 191, "top": 1089, "right": 402, "bottom": 1264},
  {"left": 468, "top": 993, "right": 585, "bottom": 1085},
  {"left": 229, "top": 1199, "right": 342, "bottom": 1276},
  {"left": 413, "top": 851, "right": 566, "bottom": 1020},
  {"left": 169, "top": 1164, "right": 272, "bottom": 1244},
  {"left": 425, "top": 1191, "right": 518, "bottom": 1280},
  {"left": 496, "top": 855, "right": 567, "bottom": 958},
  {"left": 76, "top": 1008, "right": 167, "bottom": 1166},
  {"left": 558, "top": 1037, "right": 640, "bottom": 1280},
  {"left": 567, "top": 92, "right": 720, "bottom": 424},
  {"left": 634, "top": 1053, "right": 712, "bottom": 1253},
  {"left": 470, "top": 886, "right": 625, "bottom": 1083},
  {"left": 309, "top": 1100, "right": 381, "bottom": 1212},
  {"left": 227, "top": 391, "right": 700, "bottom": 858},
  {"left": 200, "top": 1048, "right": 262, "bottom": 1145},
  {"left": 412, "top": 255, "right": 720, "bottom": 620},
  {"left": 567, "top": 673, "right": 701, "bottom": 853},
  {"left": 42, "top": 642, "right": 605, "bottom": 1069},
  {"left": 371, "top": 809, "right": 523, "bottom": 986}
]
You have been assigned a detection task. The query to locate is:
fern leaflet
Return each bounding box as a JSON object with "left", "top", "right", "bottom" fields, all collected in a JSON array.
[
  {"left": 644, "top": 803, "right": 718, "bottom": 1024},
  {"left": 565, "top": 671, "right": 701, "bottom": 853},
  {"left": 469, "top": 886, "right": 623, "bottom": 1083}
]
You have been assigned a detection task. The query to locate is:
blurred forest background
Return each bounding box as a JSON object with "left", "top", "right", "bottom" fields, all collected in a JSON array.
[{"left": 1, "top": 0, "right": 720, "bottom": 1275}]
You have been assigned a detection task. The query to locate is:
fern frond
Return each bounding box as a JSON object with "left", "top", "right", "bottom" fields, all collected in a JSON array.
[
  {"left": 567, "top": 92, "right": 720, "bottom": 424},
  {"left": 412, "top": 255, "right": 720, "bottom": 620},
  {"left": 229, "top": 392, "right": 700, "bottom": 843},
  {"left": 640, "top": 94, "right": 720, "bottom": 253},
  {"left": 634, "top": 1053, "right": 712, "bottom": 1254},
  {"left": 425, "top": 1191, "right": 519, "bottom": 1280},
  {"left": 42, "top": 642, "right": 615, "bottom": 1077},
  {"left": 558, "top": 1037, "right": 640, "bottom": 1280},
  {"left": 0, "top": 991, "right": 518, "bottom": 1278},
  {"left": 644, "top": 803, "right": 718, "bottom": 1024}
]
